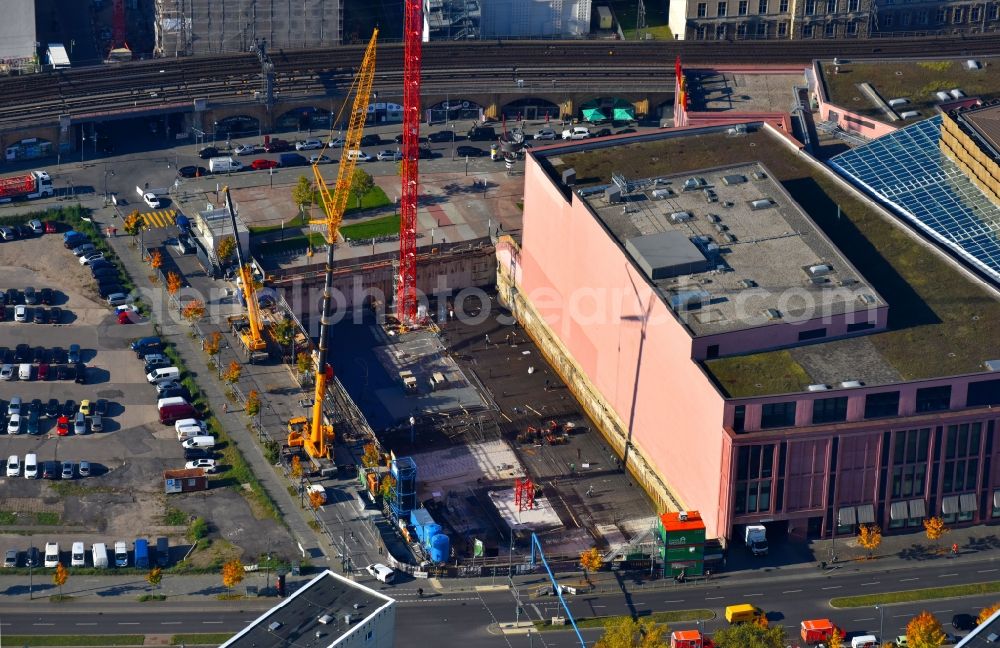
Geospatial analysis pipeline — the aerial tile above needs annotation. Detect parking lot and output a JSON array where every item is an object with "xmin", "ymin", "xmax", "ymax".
[{"xmin": 0, "ymin": 228, "xmax": 212, "ymax": 567}]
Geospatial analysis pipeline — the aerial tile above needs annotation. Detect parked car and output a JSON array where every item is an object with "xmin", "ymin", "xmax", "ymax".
[
  {"xmin": 360, "ymin": 134, "xmax": 382, "ymax": 147},
  {"xmin": 6, "ymin": 455, "xmax": 20, "ymax": 478},
  {"xmin": 7, "ymin": 415, "xmax": 21, "ymax": 434},
  {"xmin": 561, "ymin": 126, "xmax": 591, "ymax": 140},
  {"xmin": 428, "ymin": 130, "xmax": 455, "ymax": 143},
  {"xmin": 51, "ymin": 347, "xmax": 67, "ymax": 364},
  {"xmin": 56, "ymin": 415, "xmax": 70, "ymax": 436},
  {"xmin": 309, "ymin": 154, "xmax": 332, "ymax": 165},
  {"xmin": 78, "ymin": 461, "xmax": 91, "ymax": 477},
  {"xmin": 0, "ymin": 364, "xmax": 12, "ymax": 381},
  {"xmin": 29, "ymin": 219, "xmax": 44, "ymax": 235},
  {"xmin": 68, "ymin": 345, "xmax": 81, "ymax": 364},
  {"xmin": 62, "ymin": 400, "xmax": 76, "ymax": 416},
  {"xmin": 24, "ymin": 546, "xmax": 40, "ymax": 567},
  {"xmin": 79, "ymin": 400, "xmax": 92, "ymax": 416},
  {"xmin": 81, "ymin": 252, "xmax": 106, "ymax": 266},
  {"xmin": 198, "ymin": 146, "xmax": 219, "ymax": 159},
  {"xmin": 74, "ymin": 412, "xmax": 86, "ymax": 435},
  {"xmin": 263, "ymin": 139, "xmax": 290, "ymax": 153},
  {"xmin": 295, "ymin": 139, "xmax": 323, "ymax": 151},
  {"xmin": 72, "ymin": 243, "xmax": 97, "ymax": 256},
  {"xmin": 377, "ymin": 150, "xmax": 402, "ymax": 162},
  {"xmin": 14, "ymin": 305, "xmax": 27, "ymax": 322},
  {"xmin": 250, "ymin": 158, "xmax": 279, "ymax": 171},
  {"xmin": 49, "ymin": 307, "xmax": 62, "ymax": 323},
  {"xmin": 533, "ymin": 128, "xmax": 557, "ymax": 140},
  {"xmin": 33, "ymin": 308, "xmax": 48, "ymax": 324},
  {"xmin": 39, "ymin": 288, "xmax": 53, "ymax": 305},
  {"xmin": 233, "ymin": 143, "xmax": 262, "ymax": 156},
  {"xmin": 142, "ymin": 193, "xmax": 161, "ymax": 209},
  {"xmin": 177, "ymin": 165, "xmax": 208, "ymax": 178},
  {"xmin": 46, "ymin": 399, "xmax": 59, "ymax": 417},
  {"xmin": 327, "ymin": 136, "xmax": 344, "ymax": 148},
  {"xmin": 186, "ymin": 458, "xmax": 219, "ymax": 473},
  {"xmin": 94, "ymin": 399, "xmax": 108, "ymax": 417},
  {"xmin": 23, "ymin": 287, "xmax": 36, "ymax": 304},
  {"xmin": 456, "ymin": 146, "xmax": 484, "ymax": 157},
  {"xmin": 106, "ymin": 293, "xmax": 130, "ymax": 306}
]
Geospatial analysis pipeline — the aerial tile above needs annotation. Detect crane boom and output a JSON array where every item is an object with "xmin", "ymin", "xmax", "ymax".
[
  {"xmin": 290, "ymin": 29, "xmax": 378, "ymax": 461},
  {"xmin": 222, "ymin": 187, "xmax": 266, "ymax": 353}
]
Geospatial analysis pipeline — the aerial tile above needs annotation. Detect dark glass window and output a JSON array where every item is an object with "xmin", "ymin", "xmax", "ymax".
[
  {"xmin": 798, "ymin": 328, "xmax": 827, "ymax": 341},
  {"xmin": 865, "ymin": 391, "xmax": 900, "ymax": 419},
  {"xmin": 813, "ymin": 396, "xmax": 848, "ymax": 424},
  {"xmin": 916, "ymin": 385, "xmax": 951, "ymax": 412},
  {"xmin": 761, "ymin": 401, "xmax": 796, "ymax": 428},
  {"xmin": 847, "ymin": 321, "xmax": 875, "ymax": 332},
  {"xmin": 733, "ymin": 405, "xmax": 746, "ymax": 433},
  {"xmin": 968, "ymin": 379, "xmax": 1000, "ymax": 407}
]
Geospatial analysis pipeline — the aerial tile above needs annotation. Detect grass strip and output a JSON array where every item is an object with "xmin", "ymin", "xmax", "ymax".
[
  {"xmin": 0, "ymin": 635, "xmax": 145, "ymax": 646},
  {"xmin": 533, "ymin": 608, "xmax": 713, "ymax": 631},
  {"xmin": 340, "ymin": 213, "xmax": 401, "ymax": 240},
  {"xmin": 171, "ymin": 633, "xmax": 235, "ymax": 645},
  {"xmin": 831, "ymin": 581, "xmax": 1000, "ymax": 608}
]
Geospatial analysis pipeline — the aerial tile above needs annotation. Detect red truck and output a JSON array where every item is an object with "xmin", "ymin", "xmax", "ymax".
[
  {"xmin": 0, "ymin": 171, "xmax": 55, "ymax": 203},
  {"xmin": 800, "ymin": 619, "xmax": 845, "ymax": 645},
  {"xmin": 670, "ymin": 630, "xmax": 713, "ymax": 648}
]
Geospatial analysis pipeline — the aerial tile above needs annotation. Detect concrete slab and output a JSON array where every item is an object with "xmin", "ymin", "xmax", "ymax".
[
  {"xmin": 413, "ymin": 439, "xmax": 525, "ymax": 490},
  {"xmin": 687, "ymin": 70, "xmax": 806, "ymax": 113},
  {"xmin": 489, "ymin": 487, "xmax": 563, "ymax": 531}
]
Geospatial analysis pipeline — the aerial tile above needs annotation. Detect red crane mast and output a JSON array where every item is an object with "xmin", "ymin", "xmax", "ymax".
[{"xmin": 397, "ymin": 0, "xmax": 422, "ymax": 325}]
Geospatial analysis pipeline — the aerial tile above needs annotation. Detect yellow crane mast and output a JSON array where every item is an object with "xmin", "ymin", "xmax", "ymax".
[
  {"xmin": 222, "ymin": 187, "xmax": 267, "ymax": 356},
  {"xmin": 287, "ymin": 29, "xmax": 378, "ymax": 460}
]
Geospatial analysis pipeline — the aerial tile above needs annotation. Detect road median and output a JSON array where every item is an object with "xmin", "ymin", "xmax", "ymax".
[
  {"xmin": 531, "ymin": 608, "xmax": 714, "ymax": 632},
  {"xmin": 831, "ymin": 580, "xmax": 1000, "ymax": 607}
]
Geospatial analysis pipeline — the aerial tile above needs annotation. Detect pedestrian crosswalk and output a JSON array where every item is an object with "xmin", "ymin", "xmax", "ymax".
[{"xmin": 141, "ymin": 209, "xmax": 177, "ymax": 229}]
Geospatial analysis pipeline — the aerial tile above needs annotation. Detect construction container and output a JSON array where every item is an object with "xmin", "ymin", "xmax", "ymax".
[
  {"xmin": 658, "ymin": 511, "xmax": 707, "ymax": 577},
  {"xmin": 670, "ymin": 629, "xmax": 707, "ymax": 648},
  {"xmin": 800, "ymin": 619, "xmax": 844, "ymax": 644},
  {"xmin": 164, "ymin": 468, "xmax": 208, "ymax": 493}
]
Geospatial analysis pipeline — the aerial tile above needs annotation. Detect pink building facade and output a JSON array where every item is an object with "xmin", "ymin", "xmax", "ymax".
[{"xmin": 508, "ymin": 136, "xmax": 1000, "ymax": 543}]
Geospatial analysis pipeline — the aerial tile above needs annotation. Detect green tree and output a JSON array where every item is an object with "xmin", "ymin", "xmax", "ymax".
[
  {"xmin": 350, "ymin": 168, "xmax": 375, "ymax": 208},
  {"xmin": 292, "ymin": 176, "xmax": 314, "ymax": 216},
  {"xmin": 273, "ymin": 317, "xmax": 296, "ymax": 347},
  {"xmin": 296, "ymin": 351, "xmax": 313, "ymax": 375},
  {"xmin": 216, "ymin": 236, "xmax": 236, "ymax": 266},
  {"xmin": 379, "ymin": 474, "xmax": 396, "ymax": 501},
  {"xmin": 712, "ymin": 622, "xmax": 787, "ymax": 648},
  {"xmin": 594, "ymin": 616, "xmax": 668, "ymax": 648}
]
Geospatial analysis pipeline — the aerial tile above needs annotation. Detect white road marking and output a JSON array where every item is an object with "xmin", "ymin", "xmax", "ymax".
[
  {"xmin": 783, "ymin": 589, "xmax": 803, "ymax": 594},
  {"xmin": 854, "ymin": 617, "xmax": 875, "ymax": 622},
  {"xmin": 861, "ymin": 581, "xmax": 880, "ymax": 586},
  {"xmin": 203, "ymin": 621, "xmax": 224, "ymax": 624},
  {"xmin": 663, "ymin": 600, "xmax": 685, "ymax": 604},
  {"xmin": 900, "ymin": 577, "xmax": 919, "ymax": 582},
  {"xmin": 705, "ymin": 596, "xmax": 724, "ymax": 600},
  {"xmin": 821, "ymin": 586, "xmax": 842, "ymax": 590},
  {"xmin": 33, "ymin": 623, "xmax": 55, "ymax": 626},
  {"xmin": 161, "ymin": 621, "xmax": 182, "ymax": 625},
  {"xmin": 743, "ymin": 593, "xmax": 763, "ymax": 597},
  {"xmin": 938, "ymin": 573, "xmax": 958, "ymax": 578},
  {"xmin": 118, "ymin": 622, "xmax": 140, "ymax": 625},
  {"xmin": 978, "ymin": 568, "xmax": 998, "ymax": 573}
]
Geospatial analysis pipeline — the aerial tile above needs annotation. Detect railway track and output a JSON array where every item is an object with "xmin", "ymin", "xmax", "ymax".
[{"xmin": 0, "ymin": 36, "xmax": 998, "ymax": 130}]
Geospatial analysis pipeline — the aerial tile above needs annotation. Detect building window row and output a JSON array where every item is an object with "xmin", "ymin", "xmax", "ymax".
[{"xmin": 733, "ymin": 378, "xmax": 1000, "ymax": 432}]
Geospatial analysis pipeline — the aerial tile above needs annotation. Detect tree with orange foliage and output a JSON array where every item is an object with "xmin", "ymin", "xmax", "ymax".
[
  {"xmin": 309, "ymin": 488, "xmax": 326, "ymax": 509},
  {"xmin": 166, "ymin": 271, "xmax": 182, "ymax": 296},
  {"xmin": 203, "ymin": 331, "xmax": 222, "ymax": 358},
  {"xmin": 906, "ymin": 610, "xmax": 945, "ymax": 648},
  {"xmin": 246, "ymin": 390, "xmax": 261, "ymax": 418},
  {"xmin": 223, "ymin": 360, "xmax": 242, "ymax": 385},
  {"xmin": 923, "ymin": 516, "xmax": 949, "ymax": 551},
  {"xmin": 290, "ymin": 455, "xmax": 303, "ymax": 478},
  {"xmin": 979, "ymin": 601, "xmax": 1000, "ymax": 625},
  {"xmin": 149, "ymin": 249, "xmax": 163, "ymax": 270},
  {"xmin": 53, "ymin": 562, "xmax": 68, "ymax": 597},
  {"xmin": 580, "ymin": 546, "xmax": 603, "ymax": 583},
  {"xmin": 221, "ymin": 559, "xmax": 244, "ymax": 592},
  {"xmin": 182, "ymin": 300, "xmax": 206, "ymax": 321},
  {"xmin": 857, "ymin": 524, "xmax": 882, "ymax": 559}
]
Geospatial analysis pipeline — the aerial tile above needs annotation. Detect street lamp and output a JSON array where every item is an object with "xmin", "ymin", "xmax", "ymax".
[
  {"xmin": 213, "ymin": 121, "xmax": 218, "ymax": 147},
  {"xmin": 451, "ymin": 124, "xmax": 456, "ymax": 160},
  {"xmin": 104, "ymin": 168, "xmax": 115, "ymax": 204},
  {"xmin": 875, "ymin": 605, "xmax": 884, "ymax": 642}
]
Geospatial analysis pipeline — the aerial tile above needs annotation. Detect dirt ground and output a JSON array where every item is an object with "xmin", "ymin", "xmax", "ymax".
[{"xmin": 0, "ymin": 231, "xmax": 293, "ymax": 565}]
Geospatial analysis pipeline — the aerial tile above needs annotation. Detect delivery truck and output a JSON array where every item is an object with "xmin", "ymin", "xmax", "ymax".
[
  {"xmin": 745, "ymin": 524, "xmax": 768, "ymax": 556},
  {"xmin": 670, "ymin": 630, "xmax": 713, "ymax": 648},
  {"xmin": 0, "ymin": 171, "xmax": 55, "ymax": 203},
  {"xmin": 800, "ymin": 619, "xmax": 845, "ymax": 645}
]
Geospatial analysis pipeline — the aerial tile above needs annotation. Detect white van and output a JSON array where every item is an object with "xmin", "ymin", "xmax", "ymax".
[
  {"xmin": 92, "ymin": 542, "xmax": 109, "ymax": 568},
  {"xmin": 71, "ymin": 542, "xmax": 86, "ymax": 567},
  {"xmin": 157, "ymin": 396, "xmax": 189, "ymax": 410},
  {"xmin": 851, "ymin": 636, "xmax": 878, "ymax": 648},
  {"xmin": 175, "ymin": 418, "xmax": 207, "ymax": 434},
  {"xmin": 366, "ymin": 562, "xmax": 395, "ymax": 583},
  {"xmin": 24, "ymin": 453, "xmax": 38, "ymax": 479},
  {"xmin": 346, "ymin": 150, "xmax": 372, "ymax": 162},
  {"xmin": 176, "ymin": 424, "xmax": 205, "ymax": 441},
  {"xmin": 208, "ymin": 156, "xmax": 243, "ymax": 173},
  {"xmin": 44, "ymin": 542, "xmax": 60, "ymax": 568},
  {"xmin": 147, "ymin": 367, "xmax": 180, "ymax": 384},
  {"xmin": 18, "ymin": 363, "xmax": 31, "ymax": 380},
  {"xmin": 181, "ymin": 435, "xmax": 215, "ymax": 449},
  {"xmin": 114, "ymin": 540, "xmax": 128, "ymax": 567}
]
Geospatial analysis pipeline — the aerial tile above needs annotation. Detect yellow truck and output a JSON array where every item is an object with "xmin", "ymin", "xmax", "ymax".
[{"xmin": 725, "ymin": 604, "xmax": 763, "ymax": 624}]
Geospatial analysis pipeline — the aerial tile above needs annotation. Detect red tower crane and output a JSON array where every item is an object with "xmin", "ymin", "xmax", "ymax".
[
  {"xmin": 396, "ymin": 0, "xmax": 422, "ymax": 325},
  {"xmin": 112, "ymin": 0, "xmax": 128, "ymax": 50}
]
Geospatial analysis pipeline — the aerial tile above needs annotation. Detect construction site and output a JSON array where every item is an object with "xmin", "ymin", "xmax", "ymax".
[{"xmin": 158, "ymin": 18, "xmax": 666, "ymax": 574}]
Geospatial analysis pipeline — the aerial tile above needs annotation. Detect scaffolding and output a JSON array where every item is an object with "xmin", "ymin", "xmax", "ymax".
[{"xmin": 390, "ymin": 456, "xmax": 417, "ymax": 518}]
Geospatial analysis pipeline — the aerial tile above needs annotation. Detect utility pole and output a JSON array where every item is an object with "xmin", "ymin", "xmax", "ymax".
[{"xmin": 636, "ymin": 0, "xmax": 647, "ymax": 39}]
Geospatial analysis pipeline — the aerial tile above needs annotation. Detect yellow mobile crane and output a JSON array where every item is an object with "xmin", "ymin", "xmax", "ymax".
[
  {"xmin": 222, "ymin": 187, "xmax": 268, "ymax": 362},
  {"xmin": 287, "ymin": 29, "xmax": 378, "ymax": 460}
]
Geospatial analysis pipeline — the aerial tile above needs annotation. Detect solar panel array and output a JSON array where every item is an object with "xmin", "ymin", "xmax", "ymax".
[{"xmin": 830, "ymin": 116, "xmax": 1000, "ymax": 284}]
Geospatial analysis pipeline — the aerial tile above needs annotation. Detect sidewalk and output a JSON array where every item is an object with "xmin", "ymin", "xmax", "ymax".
[{"xmin": 96, "ymin": 205, "xmax": 338, "ymax": 568}]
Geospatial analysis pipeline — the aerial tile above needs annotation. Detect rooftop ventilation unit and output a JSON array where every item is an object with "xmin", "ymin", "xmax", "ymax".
[
  {"xmin": 678, "ymin": 511, "xmax": 689, "ymax": 521},
  {"xmin": 936, "ymin": 91, "xmax": 952, "ymax": 101},
  {"xmin": 900, "ymin": 110, "xmax": 921, "ymax": 119},
  {"xmin": 888, "ymin": 98, "xmax": 909, "ymax": 107},
  {"xmin": 808, "ymin": 384, "xmax": 830, "ymax": 392},
  {"xmin": 858, "ymin": 293, "xmax": 877, "ymax": 305},
  {"xmin": 683, "ymin": 177, "xmax": 706, "ymax": 190},
  {"xmin": 605, "ymin": 185, "xmax": 622, "ymax": 203},
  {"xmin": 722, "ymin": 174, "xmax": 747, "ymax": 185},
  {"xmin": 765, "ymin": 308, "xmax": 781, "ymax": 320},
  {"xmin": 750, "ymin": 199, "xmax": 775, "ymax": 210},
  {"xmin": 740, "ymin": 279, "xmax": 757, "ymax": 288},
  {"xmin": 985, "ymin": 359, "xmax": 1000, "ymax": 372},
  {"xmin": 752, "ymin": 170, "xmax": 767, "ymax": 180},
  {"xmin": 839, "ymin": 380, "xmax": 863, "ymax": 388},
  {"xmin": 670, "ymin": 211, "xmax": 693, "ymax": 223},
  {"xmin": 318, "ymin": 614, "xmax": 334, "ymax": 625},
  {"xmin": 562, "ymin": 168, "xmax": 576, "ymax": 186},
  {"xmin": 651, "ymin": 188, "xmax": 674, "ymax": 200},
  {"xmin": 707, "ymin": 214, "xmax": 720, "ymax": 223},
  {"xmin": 715, "ymin": 223, "xmax": 728, "ymax": 233},
  {"xmin": 950, "ymin": 88, "xmax": 966, "ymax": 99},
  {"xmin": 723, "ymin": 233, "xmax": 737, "ymax": 243},
  {"xmin": 966, "ymin": 60, "xmax": 982, "ymax": 70},
  {"xmin": 809, "ymin": 264, "xmax": 832, "ymax": 276}
]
